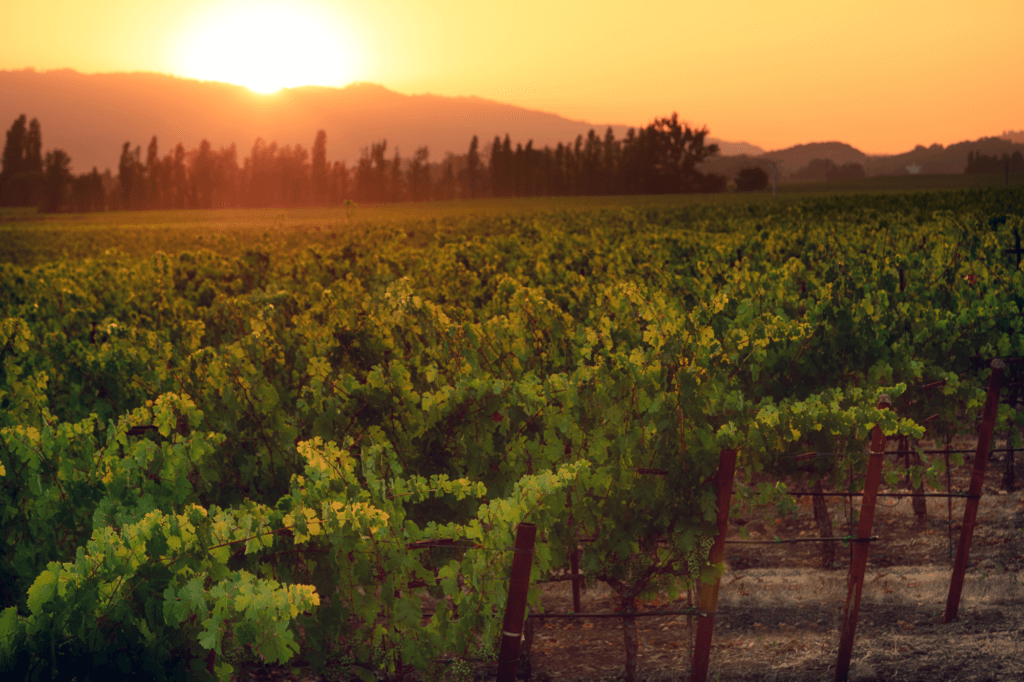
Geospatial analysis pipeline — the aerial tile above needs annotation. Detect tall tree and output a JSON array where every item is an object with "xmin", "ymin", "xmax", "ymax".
[
  {"xmin": 311, "ymin": 130, "xmax": 329, "ymax": 205},
  {"xmin": 329, "ymin": 161, "xmax": 350, "ymax": 204},
  {"xmin": 602, "ymin": 127, "xmax": 619, "ymax": 194},
  {"xmin": 191, "ymin": 140, "xmax": 215, "ymax": 208},
  {"xmin": 355, "ymin": 140, "xmax": 389, "ymax": 202},
  {"xmin": 513, "ymin": 143, "xmax": 524, "ymax": 196},
  {"xmin": 0, "ymin": 115, "xmax": 44, "ymax": 206},
  {"xmin": 0, "ymin": 115, "xmax": 27, "ymax": 179},
  {"xmin": 355, "ymin": 146, "xmax": 374, "ymax": 202},
  {"xmin": 619, "ymin": 127, "xmax": 646, "ymax": 194},
  {"xmin": 170, "ymin": 143, "xmax": 188, "ymax": 209},
  {"xmin": 41, "ymin": 149, "xmax": 72, "ymax": 212},
  {"xmin": 71, "ymin": 168, "xmax": 106, "ymax": 212},
  {"xmin": 437, "ymin": 158, "xmax": 458, "ymax": 200},
  {"xmin": 501, "ymin": 135, "xmax": 513, "ymax": 197},
  {"xmin": 215, "ymin": 143, "xmax": 240, "ymax": 208},
  {"xmin": 552, "ymin": 143, "xmax": 567, "ymax": 196},
  {"xmin": 582, "ymin": 129, "xmax": 602, "ymax": 195},
  {"xmin": 644, "ymin": 113, "xmax": 719, "ymax": 193},
  {"xmin": 25, "ymin": 119, "xmax": 42, "ymax": 175},
  {"xmin": 489, "ymin": 136, "xmax": 503, "ymax": 197},
  {"xmin": 145, "ymin": 136, "xmax": 161, "ymax": 208},
  {"xmin": 115, "ymin": 141, "xmax": 154, "ymax": 209},
  {"xmin": 571, "ymin": 135, "xmax": 584, "ymax": 194},
  {"xmin": 279, "ymin": 144, "xmax": 311, "ymax": 207},
  {"xmin": 460, "ymin": 135, "xmax": 480, "ymax": 198},
  {"xmin": 118, "ymin": 142, "xmax": 138, "ymax": 209},
  {"xmin": 525, "ymin": 142, "xmax": 539, "ymax": 195},
  {"xmin": 389, "ymin": 147, "xmax": 405, "ymax": 202},
  {"xmin": 245, "ymin": 138, "xmax": 278, "ymax": 207},
  {"xmin": 407, "ymin": 146, "xmax": 431, "ymax": 201}
]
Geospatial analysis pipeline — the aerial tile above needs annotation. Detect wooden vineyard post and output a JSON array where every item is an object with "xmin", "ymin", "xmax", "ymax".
[
  {"xmin": 1003, "ymin": 430, "xmax": 1016, "ymax": 491},
  {"xmin": 944, "ymin": 360, "xmax": 1005, "ymax": 623},
  {"xmin": 690, "ymin": 448, "xmax": 738, "ymax": 682},
  {"xmin": 496, "ymin": 522, "xmax": 538, "ymax": 682},
  {"xmin": 570, "ymin": 547, "xmax": 582, "ymax": 613},
  {"xmin": 834, "ymin": 394, "xmax": 890, "ymax": 682},
  {"xmin": 909, "ymin": 438, "xmax": 928, "ymax": 523}
]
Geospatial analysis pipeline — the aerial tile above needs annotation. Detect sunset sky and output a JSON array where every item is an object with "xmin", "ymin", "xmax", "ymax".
[{"xmin": 2, "ymin": 0, "xmax": 1021, "ymax": 156}]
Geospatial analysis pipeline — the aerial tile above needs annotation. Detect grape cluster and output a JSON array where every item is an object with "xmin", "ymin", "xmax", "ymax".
[
  {"xmin": 423, "ymin": 661, "xmax": 445, "ymax": 682},
  {"xmin": 626, "ymin": 553, "xmax": 654, "ymax": 584},
  {"xmin": 472, "ymin": 637, "xmax": 498, "ymax": 662},
  {"xmin": 685, "ymin": 535, "xmax": 715, "ymax": 579},
  {"xmin": 324, "ymin": 651, "xmax": 354, "ymax": 678},
  {"xmin": 450, "ymin": 657, "xmax": 473, "ymax": 682},
  {"xmin": 372, "ymin": 640, "xmax": 387, "ymax": 669}
]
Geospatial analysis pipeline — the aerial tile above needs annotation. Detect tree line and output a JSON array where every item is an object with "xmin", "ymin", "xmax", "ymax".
[
  {"xmin": 965, "ymin": 149, "xmax": 1024, "ymax": 175},
  {"xmin": 1, "ymin": 112, "xmax": 740, "ymax": 212},
  {"xmin": 0, "ymin": 115, "xmax": 106, "ymax": 212}
]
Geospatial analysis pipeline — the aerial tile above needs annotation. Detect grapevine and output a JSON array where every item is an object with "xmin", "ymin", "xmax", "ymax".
[{"xmin": 1, "ymin": 188, "xmax": 1021, "ymax": 679}]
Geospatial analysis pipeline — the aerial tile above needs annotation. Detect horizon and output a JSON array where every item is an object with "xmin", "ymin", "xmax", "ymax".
[
  {"xmin": 2, "ymin": 1, "xmax": 1022, "ymax": 157},
  {"xmin": 2, "ymin": 66, "xmax": 1019, "ymax": 164}
]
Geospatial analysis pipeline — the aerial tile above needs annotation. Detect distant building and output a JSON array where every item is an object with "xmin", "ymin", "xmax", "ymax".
[{"xmin": 905, "ymin": 164, "xmax": 922, "ymax": 175}]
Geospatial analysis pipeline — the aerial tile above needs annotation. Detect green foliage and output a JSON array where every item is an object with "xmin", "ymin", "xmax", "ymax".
[{"xmin": 2, "ymin": 188, "xmax": 1021, "ymax": 678}]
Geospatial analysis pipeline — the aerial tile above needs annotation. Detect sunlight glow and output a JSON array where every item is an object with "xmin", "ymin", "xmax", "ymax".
[{"xmin": 180, "ymin": 1, "xmax": 358, "ymax": 93}]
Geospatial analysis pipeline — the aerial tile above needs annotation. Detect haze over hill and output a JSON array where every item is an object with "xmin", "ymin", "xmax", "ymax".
[
  {"xmin": 699, "ymin": 137, "xmax": 1024, "ymax": 183},
  {"xmin": 0, "ymin": 69, "xmax": 762, "ymax": 174},
  {"xmin": 3, "ymin": 69, "xmax": 1021, "ymax": 184}
]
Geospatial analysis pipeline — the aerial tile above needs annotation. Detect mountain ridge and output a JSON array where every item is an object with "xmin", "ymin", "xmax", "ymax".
[
  {"xmin": 0, "ymin": 68, "xmax": 762, "ymax": 173},
  {"xmin": 700, "ymin": 138, "xmax": 1024, "ymax": 182},
  {"xmin": 2, "ymin": 69, "xmax": 1020, "ymax": 181}
]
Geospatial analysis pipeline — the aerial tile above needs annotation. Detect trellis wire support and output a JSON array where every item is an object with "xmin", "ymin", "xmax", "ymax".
[
  {"xmin": 834, "ymin": 394, "xmax": 890, "ymax": 682},
  {"xmin": 944, "ymin": 359, "xmax": 1005, "ymax": 623},
  {"xmin": 690, "ymin": 448, "xmax": 738, "ymax": 682},
  {"xmin": 496, "ymin": 522, "xmax": 537, "ymax": 682}
]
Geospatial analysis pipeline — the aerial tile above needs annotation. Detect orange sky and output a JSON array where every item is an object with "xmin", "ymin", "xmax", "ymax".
[{"xmin": 3, "ymin": 0, "xmax": 1021, "ymax": 155}]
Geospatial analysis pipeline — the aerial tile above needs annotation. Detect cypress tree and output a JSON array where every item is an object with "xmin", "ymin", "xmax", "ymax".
[
  {"xmin": 462, "ymin": 135, "xmax": 480, "ymax": 198},
  {"xmin": 311, "ymin": 130, "xmax": 328, "ymax": 205},
  {"xmin": 25, "ymin": 118, "xmax": 42, "ymax": 175},
  {"xmin": 1, "ymin": 115, "xmax": 44, "ymax": 206}
]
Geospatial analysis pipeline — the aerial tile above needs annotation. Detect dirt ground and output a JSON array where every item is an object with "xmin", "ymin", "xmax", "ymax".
[
  {"xmin": 520, "ymin": 438, "xmax": 1024, "ymax": 682},
  {"xmin": 235, "ymin": 437, "xmax": 1024, "ymax": 682}
]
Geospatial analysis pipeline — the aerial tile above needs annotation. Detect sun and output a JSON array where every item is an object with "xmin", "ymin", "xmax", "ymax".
[{"xmin": 180, "ymin": 1, "xmax": 358, "ymax": 93}]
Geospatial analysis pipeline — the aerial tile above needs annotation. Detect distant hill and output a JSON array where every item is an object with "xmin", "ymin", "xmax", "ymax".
[
  {"xmin": 5, "ymin": 69, "xmax": 1016, "ymax": 183},
  {"xmin": 0, "ymin": 69, "xmax": 757, "ymax": 174},
  {"xmin": 698, "ymin": 142, "xmax": 866, "ymax": 183},
  {"xmin": 699, "ymin": 138, "xmax": 1024, "ymax": 182},
  {"xmin": 712, "ymin": 140, "xmax": 765, "ymax": 157}
]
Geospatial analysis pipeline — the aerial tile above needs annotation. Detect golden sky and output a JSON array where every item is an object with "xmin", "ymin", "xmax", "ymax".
[{"xmin": 3, "ymin": 0, "xmax": 1021, "ymax": 155}]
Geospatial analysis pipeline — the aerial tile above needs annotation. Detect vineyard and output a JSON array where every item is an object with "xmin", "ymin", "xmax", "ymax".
[{"xmin": 1, "ymin": 188, "xmax": 1023, "ymax": 681}]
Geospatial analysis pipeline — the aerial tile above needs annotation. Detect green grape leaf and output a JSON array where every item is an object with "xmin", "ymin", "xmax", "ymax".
[
  {"xmin": 0, "ymin": 606, "xmax": 20, "ymax": 646},
  {"xmin": 198, "ymin": 626, "xmax": 219, "ymax": 651},
  {"xmin": 27, "ymin": 569, "xmax": 58, "ymax": 615}
]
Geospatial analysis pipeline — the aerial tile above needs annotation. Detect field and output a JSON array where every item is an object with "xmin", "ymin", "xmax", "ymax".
[{"xmin": 1, "ymin": 187, "xmax": 1023, "ymax": 682}]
